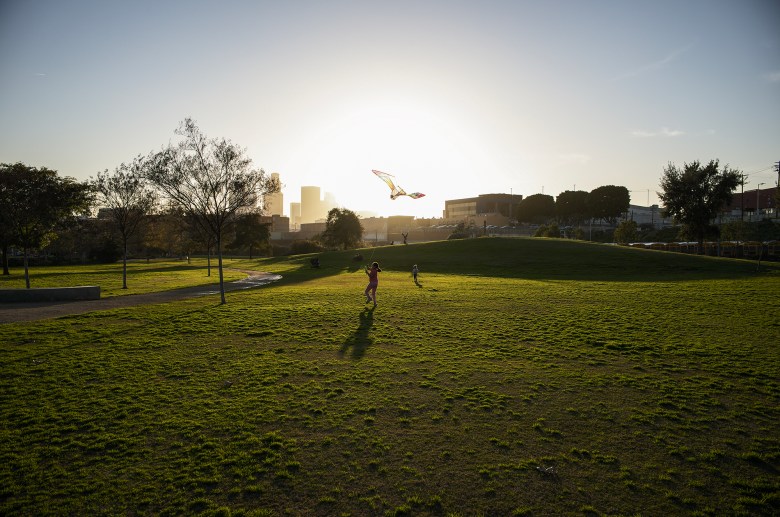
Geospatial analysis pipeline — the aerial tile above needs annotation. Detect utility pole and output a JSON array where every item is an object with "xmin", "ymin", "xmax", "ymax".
[
  {"xmin": 775, "ymin": 161, "xmax": 780, "ymax": 219},
  {"xmin": 757, "ymin": 183, "xmax": 765, "ymax": 221},
  {"xmin": 740, "ymin": 174, "xmax": 745, "ymax": 221}
]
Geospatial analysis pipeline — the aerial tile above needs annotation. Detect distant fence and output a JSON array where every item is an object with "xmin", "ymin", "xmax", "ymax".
[
  {"xmin": 0, "ymin": 286, "xmax": 101, "ymax": 303},
  {"xmin": 629, "ymin": 241, "xmax": 778, "ymax": 260}
]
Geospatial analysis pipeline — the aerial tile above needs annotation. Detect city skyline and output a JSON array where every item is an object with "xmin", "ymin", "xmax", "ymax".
[{"xmin": 1, "ymin": 1, "xmax": 778, "ymax": 219}]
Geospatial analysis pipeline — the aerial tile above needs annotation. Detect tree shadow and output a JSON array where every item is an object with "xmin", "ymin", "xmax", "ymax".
[{"xmin": 339, "ymin": 306, "xmax": 375, "ymax": 359}]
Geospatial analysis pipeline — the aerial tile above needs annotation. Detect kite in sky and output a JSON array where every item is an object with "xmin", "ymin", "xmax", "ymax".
[{"xmin": 372, "ymin": 170, "xmax": 426, "ymax": 200}]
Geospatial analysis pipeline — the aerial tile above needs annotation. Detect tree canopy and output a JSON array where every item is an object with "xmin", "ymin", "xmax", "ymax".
[
  {"xmin": 322, "ymin": 208, "xmax": 363, "ymax": 250},
  {"xmin": 588, "ymin": 185, "xmax": 630, "ymax": 225},
  {"xmin": 227, "ymin": 212, "xmax": 271, "ymax": 258},
  {"xmin": 658, "ymin": 159, "xmax": 741, "ymax": 251},
  {"xmin": 515, "ymin": 194, "xmax": 555, "ymax": 224},
  {"xmin": 146, "ymin": 118, "xmax": 280, "ymax": 303},
  {"xmin": 556, "ymin": 190, "xmax": 590, "ymax": 225},
  {"xmin": 0, "ymin": 162, "xmax": 93, "ymax": 287}
]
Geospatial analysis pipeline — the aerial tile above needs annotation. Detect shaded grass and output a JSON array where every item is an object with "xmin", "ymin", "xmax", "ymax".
[
  {"xmin": 0, "ymin": 259, "xmax": 246, "ymax": 297},
  {"xmin": 232, "ymin": 236, "xmax": 770, "ymax": 285},
  {"xmin": 1, "ymin": 238, "xmax": 778, "ymax": 515}
]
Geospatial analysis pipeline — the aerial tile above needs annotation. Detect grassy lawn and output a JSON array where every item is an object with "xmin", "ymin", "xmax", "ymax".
[
  {"xmin": 0, "ymin": 259, "xmax": 247, "ymax": 297},
  {"xmin": 1, "ymin": 238, "xmax": 778, "ymax": 515}
]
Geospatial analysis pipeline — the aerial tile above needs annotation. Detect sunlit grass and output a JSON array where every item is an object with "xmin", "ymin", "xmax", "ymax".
[
  {"xmin": 1, "ymin": 238, "xmax": 778, "ymax": 515},
  {"xmin": 0, "ymin": 258, "xmax": 246, "ymax": 297}
]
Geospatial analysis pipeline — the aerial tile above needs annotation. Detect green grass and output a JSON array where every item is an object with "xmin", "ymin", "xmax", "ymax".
[
  {"xmin": 0, "ymin": 258, "xmax": 247, "ymax": 297},
  {"xmin": 1, "ymin": 238, "xmax": 778, "ymax": 515}
]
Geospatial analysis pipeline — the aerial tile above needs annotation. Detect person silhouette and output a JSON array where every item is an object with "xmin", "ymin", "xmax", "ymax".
[{"xmin": 364, "ymin": 262, "xmax": 382, "ymax": 307}]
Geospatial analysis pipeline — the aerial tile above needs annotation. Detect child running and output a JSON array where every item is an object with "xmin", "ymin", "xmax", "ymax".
[
  {"xmin": 364, "ymin": 261, "xmax": 382, "ymax": 307},
  {"xmin": 412, "ymin": 264, "xmax": 419, "ymax": 283}
]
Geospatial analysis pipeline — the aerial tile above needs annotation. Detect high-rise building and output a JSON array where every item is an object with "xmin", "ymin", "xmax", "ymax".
[
  {"xmin": 300, "ymin": 186, "xmax": 322, "ymax": 224},
  {"xmin": 289, "ymin": 202, "xmax": 301, "ymax": 230},
  {"xmin": 264, "ymin": 172, "xmax": 284, "ymax": 216},
  {"xmin": 323, "ymin": 192, "xmax": 337, "ymax": 216}
]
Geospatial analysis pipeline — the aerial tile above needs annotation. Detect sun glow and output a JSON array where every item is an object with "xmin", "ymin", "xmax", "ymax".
[{"xmin": 289, "ymin": 96, "xmax": 492, "ymax": 217}]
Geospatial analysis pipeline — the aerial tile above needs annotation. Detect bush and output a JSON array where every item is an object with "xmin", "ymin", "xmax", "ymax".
[
  {"xmin": 270, "ymin": 244, "xmax": 289, "ymax": 257},
  {"xmin": 533, "ymin": 224, "xmax": 560, "ymax": 238},
  {"xmin": 589, "ymin": 229, "xmax": 615, "ymax": 243},
  {"xmin": 89, "ymin": 239, "xmax": 122, "ymax": 263},
  {"xmin": 614, "ymin": 220, "xmax": 638, "ymax": 244},
  {"xmin": 720, "ymin": 220, "xmax": 780, "ymax": 242},
  {"xmin": 288, "ymin": 240, "xmax": 325, "ymax": 255},
  {"xmin": 639, "ymin": 226, "xmax": 682, "ymax": 243}
]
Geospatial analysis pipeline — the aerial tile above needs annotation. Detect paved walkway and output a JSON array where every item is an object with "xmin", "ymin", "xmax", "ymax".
[{"xmin": 0, "ymin": 271, "xmax": 281, "ymax": 324}]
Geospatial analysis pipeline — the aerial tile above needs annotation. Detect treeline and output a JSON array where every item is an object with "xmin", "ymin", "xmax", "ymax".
[
  {"xmin": 1, "ymin": 119, "xmax": 279, "ymax": 303},
  {"xmin": 2, "ymin": 211, "xmax": 274, "ymax": 267},
  {"xmin": 534, "ymin": 219, "xmax": 780, "ymax": 245},
  {"xmin": 514, "ymin": 185, "xmax": 631, "ymax": 226}
]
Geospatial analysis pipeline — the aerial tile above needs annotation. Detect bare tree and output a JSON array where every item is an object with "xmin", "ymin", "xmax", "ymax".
[
  {"xmin": 147, "ymin": 118, "xmax": 279, "ymax": 304},
  {"xmin": 93, "ymin": 157, "xmax": 158, "ymax": 289}
]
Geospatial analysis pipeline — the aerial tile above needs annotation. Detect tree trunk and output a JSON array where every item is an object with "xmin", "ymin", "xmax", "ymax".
[
  {"xmin": 1, "ymin": 242, "xmax": 9, "ymax": 275},
  {"xmin": 23, "ymin": 247, "xmax": 30, "ymax": 289},
  {"xmin": 207, "ymin": 246, "xmax": 212, "ymax": 277},
  {"xmin": 217, "ymin": 235, "xmax": 226, "ymax": 305},
  {"xmin": 122, "ymin": 238, "xmax": 128, "ymax": 289}
]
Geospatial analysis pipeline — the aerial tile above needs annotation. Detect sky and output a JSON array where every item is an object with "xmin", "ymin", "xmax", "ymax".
[{"xmin": 1, "ymin": 0, "xmax": 778, "ymax": 219}]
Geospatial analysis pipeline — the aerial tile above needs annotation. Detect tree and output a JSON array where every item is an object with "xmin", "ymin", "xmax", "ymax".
[
  {"xmin": 556, "ymin": 190, "xmax": 590, "ymax": 226},
  {"xmin": 0, "ymin": 164, "xmax": 26, "ymax": 275},
  {"xmin": 93, "ymin": 156, "xmax": 158, "ymax": 289},
  {"xmin": 658, "ymin": 160, "xmax": 741, "ymax": 252},
  {"xmin": 515, "ymin": 194, "xmax": 555, "ymax": 224},
  {"xmin": 322, "ymin": 208, "xmax": 363, "ymax": 250},
  {"xmin": 587, "ymin": 185, "xmax": 630, "ymax": 225},
  {"xmin": 146, "ymin": 118, "xmax": 280, "ymax": 304},
  {"xmin": 0, "ymin": 163, "xmax": 93, "ymax": 287},
  {"xmin": 227, "ymin": 212, "xmax": 271, "ymax": 258},
  {"xmin": 614, "ymin": 220, "xmax": 638, "ymax": 244}
]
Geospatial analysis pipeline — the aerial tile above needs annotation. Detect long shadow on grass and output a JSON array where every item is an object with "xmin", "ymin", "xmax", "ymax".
[
  {"xmin": 339, "ymin": 307, "xmax": 375, "ymax": 359},
  {"xmin": 264, "ymin": 238, "xmax": 772, "ymax": 287}
]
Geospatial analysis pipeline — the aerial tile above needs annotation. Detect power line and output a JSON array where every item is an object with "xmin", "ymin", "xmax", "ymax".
[{"xmin": 744, "ymin": 165, "xmax": 773, "ymax": 175}]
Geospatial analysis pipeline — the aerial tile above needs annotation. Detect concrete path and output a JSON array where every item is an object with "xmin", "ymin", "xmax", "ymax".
[{"xmin": 0, "ymin": 271, "xmax": 281, "ymax": 324}]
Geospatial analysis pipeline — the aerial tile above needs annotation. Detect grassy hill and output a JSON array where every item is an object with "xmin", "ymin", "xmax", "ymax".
[
  {"xmin": 1, "ymin": 237, "xmax": 778, "ymax": 515},
  {"xmin": 255, "ymin": 236, "xmax": 769, "ymax": 282}
]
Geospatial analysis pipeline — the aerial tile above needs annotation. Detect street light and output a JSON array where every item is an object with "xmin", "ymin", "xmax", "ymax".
[{"xmin": 757, "ymin": 183, "xmax": 765, "ymax": 220}]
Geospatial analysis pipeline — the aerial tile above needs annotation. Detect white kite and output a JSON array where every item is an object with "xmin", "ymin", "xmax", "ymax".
[{"xmin": 372, "ymin": 170, "xmax": 426, "ymax": 200}]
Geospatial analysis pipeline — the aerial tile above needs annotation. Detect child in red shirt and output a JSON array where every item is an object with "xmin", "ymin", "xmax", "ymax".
[{"xmin": 364, "ymin": 262, "xmax": 381, "ymax": 307}]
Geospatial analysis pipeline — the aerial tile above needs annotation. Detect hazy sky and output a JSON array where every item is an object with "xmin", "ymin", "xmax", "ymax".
[{"xmin": 1, "ymin": 0, "xmax": 778, "ymax": 218}]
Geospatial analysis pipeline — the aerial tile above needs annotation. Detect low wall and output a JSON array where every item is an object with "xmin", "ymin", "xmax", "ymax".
[{"xmin": 0, "ymin": 286, "xmax": 101, "ymax": 303}]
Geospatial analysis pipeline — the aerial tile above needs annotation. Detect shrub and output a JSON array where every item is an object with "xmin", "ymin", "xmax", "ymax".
[
  {"xmin": 89, "ymin": 239, "xmax": 122, "ymax": 263},
  {"xmin": 533, "ymin": 224, "xmax": 560, "ymax": 238},
  {"xmin": 288, "ymin": 240, "xmax": 325, "ymax": 255},
  {"xmin": 614, "ymin": 220, "xmax": 638, "ymax": 244}
]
